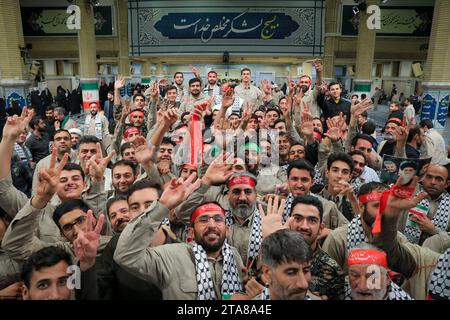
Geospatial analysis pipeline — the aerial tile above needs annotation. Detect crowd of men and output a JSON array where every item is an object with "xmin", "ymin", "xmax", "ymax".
[{"xmin": 1, "ymin": 61, "xmax": 450, "ymax": 301}]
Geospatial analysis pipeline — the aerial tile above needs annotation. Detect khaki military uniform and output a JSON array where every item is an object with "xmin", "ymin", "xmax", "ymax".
[{"xmin": 114, "ymin": 201, "xmax": 244, "ymax": 300}]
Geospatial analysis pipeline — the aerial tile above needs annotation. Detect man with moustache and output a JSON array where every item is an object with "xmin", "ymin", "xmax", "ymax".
[
  {"xmin": 25, "ymin": 116, "xmax": 50, "ymax": 163},
  {"xmin": 114, "ymin": 173, "xmax": 245, "ymax": 300},
  {"xmin": 83, "ymin": 102, "xmax": 110, "ymax": 142},
  {"xmin": 345, "ymin": 244, "xmax": 412, "ymax": 300},
  {"xmin": 109, "ymin": 160, "xmax": 138, "ymax": 198},
  {"xmin": 322, "ymin": 182, "xmax": 408, "ymax": 271},
  {"xmin": 203, "ymin": 70, "xmax": 222, "ymax": 106},
  {"xmin": 177, "ymin": 169, "xmax": 263, "ymax": 268},
  {"xmin": 179, "ymin": 78, "xmax": 210, "ymax": 114},
  {"xmin": 261, "ymin": 195, "xmax": 345, "ymax": 300}
]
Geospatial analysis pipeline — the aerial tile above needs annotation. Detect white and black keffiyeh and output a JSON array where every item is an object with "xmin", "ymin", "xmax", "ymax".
[
  {"xmin": 428, "ymin": 248, "xmax": 450, "ymax": 300},
  {"xmin": 283, "ymin": 193, "xmax": 295, "ymax": 223},
  {"xmin": 313, "ymin": 163, "xmax": 324, "ymax": 186},
  {"xmin": 225, "ymin": 208, "xmax": 262, "ymax": 265},
  {"xmin": 404, "ymin": 191, "xmax": 450, "ymax": 244},
  {"xmin": 160, "ymin": 217, "xmax": 188, "ymax": 241},
  {"xmin": 193, "ymin": 242, "xmax": 242, "ymax": 300},
  {"xmin": 346, "ymin": 216, "xmax": 369, "ymax": 252},
  {"xmin": 344, "ymin": 281, "xmax": 413, "ymax": 300},
  {"xmin": 352, "ymin": 177, "xmax": 363, "ymax": 194}
]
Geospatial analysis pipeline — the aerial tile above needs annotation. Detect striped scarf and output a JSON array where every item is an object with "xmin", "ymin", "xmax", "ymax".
[
  {"xmin": 193, "ymin": 242, "xmax": 242, "ymax": 300},
  {"xmin": 404, "ymin": 191, "xmax": 450, "ymax": 244},
  {"xmin": 225, "ymin": 208, "xmax": 262, "ymax": 268}
]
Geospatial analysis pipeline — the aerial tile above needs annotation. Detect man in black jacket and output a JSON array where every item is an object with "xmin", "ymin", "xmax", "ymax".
[{"xmin": 317, "ymin": 81, "xmax": 351, "ymax": 125}]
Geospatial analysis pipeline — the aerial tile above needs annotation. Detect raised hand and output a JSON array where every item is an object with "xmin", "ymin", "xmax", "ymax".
[
  {"xmin": 73, "ymin": 210, "xmax": 105, "ymax": 271},
  {"xmin": 133, "ymin": 136, "xmax": 156, "ymax": 165},
  {"xmin": 0, "ymin": 281, "xmax": 23, "ymax": 300},
  {"xmin": 189, "ymin": 64, "xmax": 200, "ymax": 78},
  {"xmin": 287, "ymin": 77, "xmax": 296, "ymax": 97},
  {"xmin": 259, "ymin": 195, "xmax": 287, "ymax": 238},
  {"xmin": 157, "ymin": 160, "xmax": 171, "ymax": 175},
  {"xmin": 324, "ymin": 118, "xmax": 341, "ymax": 142},
  {"xmin": 221, "ymin": 85, "xmax": 235, "ymax": 109},
  {"xmin": 382, "ymin": 176, "xmax": 428, "ymax": 220},
  {"xmin": 261, "ymin": 79, "xmax": 272, "ymax": 96},
  {"xmin": 158, "ymin": 78, "xmax": 168, "ymax": 87},
  {"xmin": 351, "ymin": 98, "xmax": 373, "ymax": 117},
  {"xmin": 202, "ymin": 152, "xmax": 236, "ymax": 186},
  {"xmin": 121, "ymin": 100, "xmax": 131, "ymax": 123},
  {"xmin": 313, "ymin": 59, "xmax": 323, "ymax": 73},
  {"xmin": 35, "ymin": 148, "xmax": 69, "ymax": 207},
  {"xmin": 150, "ymin": 81, "xmax": 159, "ymax": 100},
  {"xmin": 2, "ymin": 107, "xmax": 34, "ymax": 140},
  {"xmin": 86, "ymin": 143, "xmax": 115, "ymax": 184},
  {"xmin": 162, "ymin": 108, "xmax": 178, "ymax": 129},
  {"xmin": 114, "ymin": 75, "xmax": 125, "ymax": 90},
  {"xmin": 159, "ymin": 172, "xmax": 202, "ymax": 210}
]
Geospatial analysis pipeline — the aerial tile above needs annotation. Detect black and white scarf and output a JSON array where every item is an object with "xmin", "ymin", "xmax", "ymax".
[
  {"xmin": 225, "ymin": 208, "xmax": 262, "ymax": 266},
  {"xmin": 204, "ymin": 84, "xmax": 222, "ymax": 106},
  {"xmin": 404, "ymin": 191, "xmax": 450, "ymax": 244},
  {"xmin": 352, "ymin": 177, "xmax": 363, "ymax": 194},
  {"xmin": 427, "ymin": 248, "xmax": 450, "ymax": 300},
  {"xmin": 344, "ymin": 281, "xmax": 413, "ymax": 300},
  {"xmin": 260, "ymin": 285, "xmax": 311, "ymax": 300},
  {"xmin": 346, "ymin": 216, "xmax": 369, "ymax": 252},
  {"xmin": 193, "ymin": 242, "xmax": 242, "ymax": 300},
  {"xmin": 283, "ymin": 193, "xmax": 322, "ymax": 223}
]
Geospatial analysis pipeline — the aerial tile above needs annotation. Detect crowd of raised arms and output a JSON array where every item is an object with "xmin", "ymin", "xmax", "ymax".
[{"xmin": 0, "ymin": 61, "xmax": 450, "ymax": 301}]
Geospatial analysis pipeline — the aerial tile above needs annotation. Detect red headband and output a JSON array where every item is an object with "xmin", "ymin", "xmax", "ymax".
[
  {"xmin": 358, "ymin": 192, "xmax": 384, "ymax": 204},
  {"xmin": 124, "ymin": 127, "xmax": 139, "ymax": 139},
  {"xmin": 228, "ymin": 176, "xmax": 256, "ymax": 188},
  {"xmin": 130, "ymin": 111, "xmax": 144, "ymax": 118},
  {"xmin": 191, "ymin": 203, "xmax": 224, "ymax": 224},
  {"xmin": 387, "ymin": 117, "xmax": 403, "ymax": 125},
  {"xmin": 183, "ymin": 163, "xmax": 197, "ymax": 170},
  {"xmin": 348, "ymin": 249, "xmax": 388, "ymax": 269}
]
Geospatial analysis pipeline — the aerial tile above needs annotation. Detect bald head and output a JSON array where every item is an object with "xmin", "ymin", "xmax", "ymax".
[{"xmin": 422, "ymin": 164, "xmax": 449, "ymax": 199}]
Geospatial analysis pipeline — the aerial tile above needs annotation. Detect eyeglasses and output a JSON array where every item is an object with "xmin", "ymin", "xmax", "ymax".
[
  {"xmin": 196, "ymin": 214, "xmax": 225, "ymax": 224},
  {"xmin": 55, "ymin": 136, "xmax": 70, "ymax": 141},
  {"xmin": 61, "ymin": 215, "xmax": 87, "ymax": 233}
]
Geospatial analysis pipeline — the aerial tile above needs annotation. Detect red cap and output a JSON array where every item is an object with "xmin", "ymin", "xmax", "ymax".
[
  {"xmin": 228, "ymin": 176, "xmax": 256, "ymax": 188},
  {"xmin": 124, "ymin": 127, "xmax": 139, "ymax": 139}
]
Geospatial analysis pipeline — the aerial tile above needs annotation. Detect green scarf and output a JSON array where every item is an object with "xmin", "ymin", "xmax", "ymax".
[{"xmin": 61, "ymin": 115, "xmax": 70, "ymax": 129}]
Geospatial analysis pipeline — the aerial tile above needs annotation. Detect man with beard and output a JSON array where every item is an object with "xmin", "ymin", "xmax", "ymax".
[
  {"xmin": 288, "ymin": 143, "xmax": 306, "ymax": 162},
  {"xmin": 114, "ymin": 173, "xmax": 245, "ymax": 300},
  {"xmin": 179, "ymin": 78, "xmax": 210, "ymax": 114},
  {"xmin": 83, "ymin": 102, "xmax": 110, "ymax": 142},
  {"xmin": 25, "ymin": 116, "xmax": 50, "ymax": 163},
  {"xmin": 103, "ymin": 91, "xmax": 115, "ymax": 134},
  {"xmin": 282, "ymin": 160, "xmax": 348, "ymax": 242},
  {"xmin": 260, "ymin": 195, "xmax": 345, "ymax": 300},
  {"xmin": 349, "ymin": 150, "xmax": 379, "ymax": 193},
  {"xmin": 398, "ymin": 164, "xmax": 450, "ymax": 245},
  {"xmin": 68, "ymin": 128, "xmax": 82, "ymax": 152},
  {"xmin": 322, "ymin": 182, "xmax": 408, "ymax": 271},
  {"xmin": 258, "ymin": 229, "xmax": 313, "ymax": 300},
  {"xmin": 277, "ymin": 132, "xmax": 291, "ymax": 169},
  {"xmin": 296, "ymin": 60, "xmax": 323, "ymax": 118},
  {"xmin": 349, "ymin": 134, "xmax": 381, "ymax": 176},
  {"xmin": 419, "ymin": 119, "xmax": 450, "ymax": 165},
  {"xmin": 97, "ymin": 183, "xmax": 164, "ymax": 300},
  {"xmin": 345, "ymin": 244, "xmax": 412, "ymax": 300},
  {"xmin": 12, "ymin": 130, "xmax": 35, "ymax": 197},
  {"xmin": 31, "ymin": 129, "xmax": 77, "ymax": 196},
  {"xmin": 173, "ymin": 71, "xmax": 189, "ymax": 103},
  {"xmin": 241, "ymin": 142, "xmax": 286, "ymax": 195},
  {"xmin": 203, "ymin": 70, "xmax": 222, "ymax": 106},
  {"xmin": 53, "ymin": 107, "xmax": 77, "ymax": 130},
  {"xmin": 120, "ymin": 142, "xmax": 136, "ymax": 163},
  {"xmin": 109, "ymin": 160, "xmax": 138, "ymax": 198},
  {"xmin": 177, "ymin": 169, "xmax": 263, "ymax": 268},
  {"xmin": 43, "ymin": 106, "xmax": 56, "ymax": 139},
  {"xmin": 377, "ymin": 113, "xmax": 403, "ymax": 158}
]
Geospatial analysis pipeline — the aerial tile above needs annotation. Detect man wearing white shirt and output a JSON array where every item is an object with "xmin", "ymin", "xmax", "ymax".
[{"xmin": 420, "ymin": 119, "xmax": 450, "ymax": 165}]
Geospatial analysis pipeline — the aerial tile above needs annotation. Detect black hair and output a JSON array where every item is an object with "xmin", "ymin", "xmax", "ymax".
[
  {"xmin": 190, "ymin": 201, "xmax": 224, "ymax": 227},
  {"xmin": 53, "ymin": 199, "xmax": 90, "ymax": 228},
  {"xmin": 351, "ymin": 133, "xmax": 374, "ymax": 148},
  {"xmin": 166, "ymin": 85, "xmax": 177, "ymax": 92},
  {"xmin": 273, "ymin": 119, "xmax": 286, "ymax": 127},
  {"xmin": 29, "ymin": 116, "xmax": 42, "ymax": 130},
  {"xmin": 79, "ymin": 135, "xmax": 100, "ymax": 146},
  {"xmin": 419, "ymin": 119, "xmax": 433, "ymax": 129},
  {"xmin": 328, "ymin": 81, "xmax": 342, "ymax": 90},
  {"xmin": 21, "ymin": 246, "xmax": 73, "ymax": 288},
  {"xmin": 407, "ymin": 125, "xmax": 421, "ymax": 143},
  {"xmin": 55, "ymin": 129, "xmax": 71, "ymax": 138},
  {"xmin": 357, "ymin": 181, "xmax": 388, "ymax": 197},
  {"xmin": 188, "ymin": 77, "xmax": 202, "ymax": 86},
  {"xmin": 326, "ymin": 152, "xmax": 354, "ymax": 172},
  {"xmin": 112, "ymin": 159, "xmax": 137, "ymax": 176},
  {"xmin": 120, "ymin": 141, "xmax": 134, "ymax": 157},
  {"xmin": 266, "ymin": 108, "xmax": 281, "ymax": 118},
  {"xmin": 61, "ymin": 163, "xmax": 85, "ymax": 181},
  {"xmin": 173, "ymin": 72, "xmax": 183, "ymax": 78},
  {"xmin": 362, "ymin": 121, "xmax": 376, "ymax": 135},
  {"xmin": 287, "ymin": 159, "xmax": 315, "ymax": 179},
  {"xmin": 290, "ymin": 195, "xmax": 324, "ymax": 222},
  {"xmin": 161, "ymin": 136, "xmax": 176, "ymax": 147},
  {"xmin": 133, "ymin": 93, "xmax": 145, "ymax": 102},
  {"xmin": 261, "ymin": 229, "xmax": 312, "ymax": 268},
  {"xmin": 127, "ymin": 179, "xmax": 162, "ymax": 200},
  {"xmin": 349, "ymin": 150, "xmax": 367, "ymax": 164},
  {"xmin": 45, "ymin": 106, "xmax": 54, "ymax": 111},
  {"xmin": 241, "ymin": 67, "xmax": 251, "ymax": 75},
  {"xmin": 106, "ymin": 195, "xmax": 128, "ymax": 217}
]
